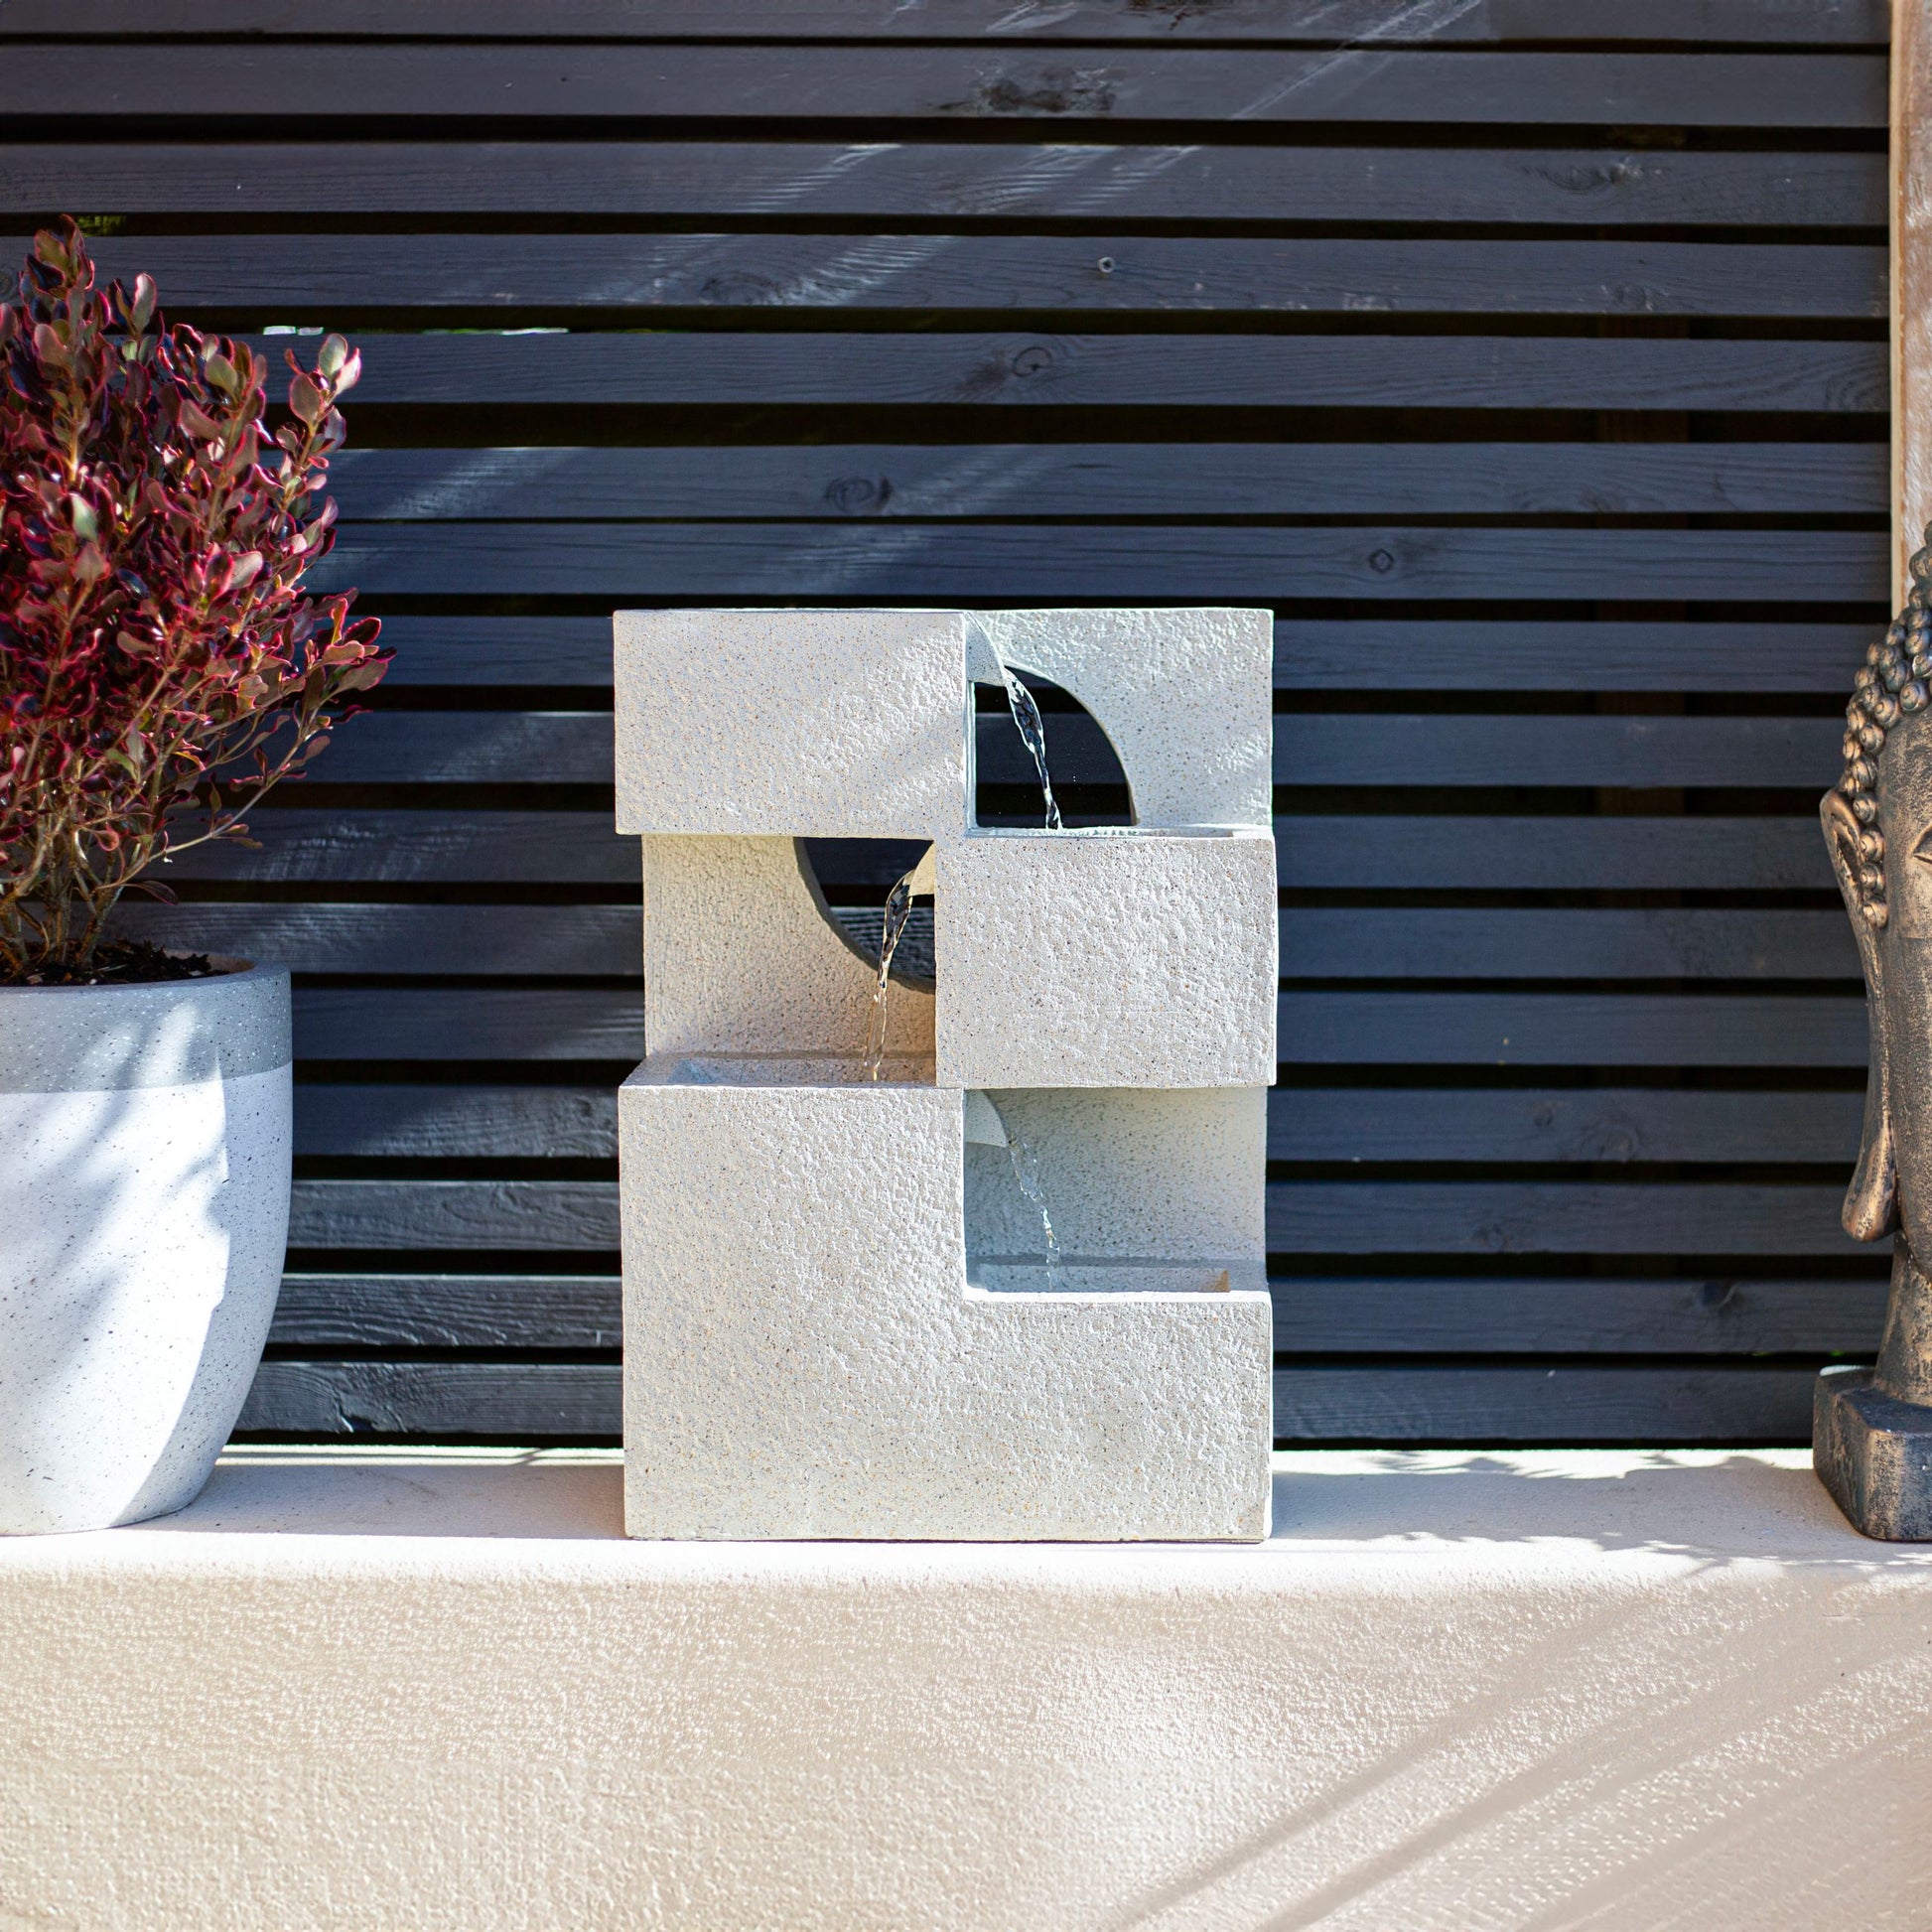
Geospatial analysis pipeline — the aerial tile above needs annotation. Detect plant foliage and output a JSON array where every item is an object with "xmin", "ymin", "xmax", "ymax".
[{"xmin": 0, "ymin": 219, "xmax": 389, "ymax": 983}]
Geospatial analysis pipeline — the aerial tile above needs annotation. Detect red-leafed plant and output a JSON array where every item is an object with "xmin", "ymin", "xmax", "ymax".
[{"xmin": 0, "ymin": 219, "xmax": 390, "ymax": 985}]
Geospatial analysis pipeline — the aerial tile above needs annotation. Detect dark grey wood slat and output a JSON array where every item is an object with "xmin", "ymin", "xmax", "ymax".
[
  {"xmin": 1273, "ymin": 1277, "xmax": 1883, "ymax": 1354},
  {"xmin": 288, "ymin": 1178, "xmax": 619, "ymax": 1251},
  {"xmin": 162, "ymin": 810, "xmax": 635, "ymax": 884},
  {"xmin": 1265, "ymin": 1180, "xmax": 1859, "ymax": 1253},
  {"xmin": 44, "ymin": 233, "xmax": 1885, "ymax": 320},
  {"xmin": 1282, "ymin": 908, "xmax": 1861, "ymax": 980},
  {"xmin": 264, "ymin": 1270, "xmax": 1883, "ymax": 1355},
  {"xmin": 283, "ymin": 1175, "xmax": 1862, "ymax": 1256},
  {"xmin": 294, "ymin": 1085, "xmax": 618, "ymax": 1160},
  {"xmin": 125, "ymin": 903, "xmax": 1861, "ymax": 984},
  {"xmin": 270, "ymin": 1274, "xmax": 621, "ymax": 1350},
  {"xmin": 1281, "ymin": 816, "xmax": 1832, "ymax": 890},
  {"xmin": 239, "ymin": 1358, "xmax": 1818, "ymax": 1444},
  {"xmin": 293, "ymin": 989, "xmax": 642, "ymax": 1062},
  {"xmin": 1271, "ymin": 1365, "xmax": 1815, "ymax": 1443},
  {"xmin": 116, "ymin": 902, "xmax": 639, "ymax": 976},
  {"xmin": 353, "ymin": 616, "xmax": 1878, "ymax": 693},
  {"xmin": 0, "ymin": 144, "xmax": 1882, "ymax": 226},
  {"xmin": 1275, "ymin": 714, "xmax": 1847, "ymax": 789},
  {"xmin": 319, "ymin": 524, "xmax": 1884, "ymax": 602},
  {"xmin": 1275, "ymin": 620, "xmax": 1876, "ymax": 692},
  {"xmin": 1278, "ymin": 992, "xmax": 1865, "ymax": 1066},
  {"xmin": 290, "ymin": 706, "xmax": 1852, "ymax": 789},
  {"xmin": 0, "ymin": 48, "xmax": 1884, "ymax": 127},
  {"xmin": 163, "ymin": 809, "xmax": 1834, "ymax": 891},
  {"xmin": 1270, "ymin": 1087, "xmax": 1863, "ymax": 1166},
  {"xmin": 331, "ymin": 443, "xmax": 1885, "ymax": 521},
  {"xmin": 249, "ymin": 332, "xmax": 1893, "ymax": 415},
  {"xmin": 238, "ymin": 1360, "xmax": 619, "ymax": 1438},
  {"xmin": 0, "ymin": 3, "xmax": 1884, "ymax": 45},
  {"xmin": 287, "ymin": 1081, "xmax": 1868, "ymax": 1168}
]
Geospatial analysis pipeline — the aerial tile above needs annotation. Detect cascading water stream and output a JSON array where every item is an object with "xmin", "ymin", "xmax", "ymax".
[
  {"xmin": 1007, "ymin": 1133, "xmax": 1061, "ymax": 1285},
  {"xmin": 863, "ymin": 864, "xmax": 919, "ymax": 1081},
  {"xmin": 998, "ymin": 664, "xmax": 1063, "ymax": 832}
]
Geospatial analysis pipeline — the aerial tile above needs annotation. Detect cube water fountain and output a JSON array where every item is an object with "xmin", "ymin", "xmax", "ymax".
[{"xmin": 614, "ymin": 608, "xmax": 1277, "ymax": 1540}]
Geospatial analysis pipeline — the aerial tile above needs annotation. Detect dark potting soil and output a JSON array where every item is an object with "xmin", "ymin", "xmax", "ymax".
[{"xmin": 0, "ymin": 941, "xmax": 219, "ymax": 989}]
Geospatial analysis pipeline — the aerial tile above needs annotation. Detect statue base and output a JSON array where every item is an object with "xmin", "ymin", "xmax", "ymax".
[{"xmin": 1814, "ymin": 1364, "xmax": 1932, "ymax": 1540}]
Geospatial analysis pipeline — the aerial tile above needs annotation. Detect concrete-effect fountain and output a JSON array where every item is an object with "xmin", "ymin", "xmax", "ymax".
[{"xmin": 613, "ymin": 608, "xmax": 1277, "ymax": 1541}]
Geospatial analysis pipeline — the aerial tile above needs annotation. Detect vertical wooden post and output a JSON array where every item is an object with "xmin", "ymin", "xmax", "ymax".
[{"xmin": 1896, "ymin": 0, "xmax": 1932, "ymax": 604}]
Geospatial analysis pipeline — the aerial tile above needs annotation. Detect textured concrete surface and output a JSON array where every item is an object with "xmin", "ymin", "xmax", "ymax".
[
  {"xmin": 0, "ymin": 966, "xmax": 291, "ymax": 1533},
  {"xmin": 640, "ymin": 835, "xmax": 934, "ymax": 1058},
  {"xmin": 621, "ymin": 1062, "xmax": 1271, "ymax": 1540},
  {"xmin": 615, "ymin": 609, "xmax": 968, "ymax": 837},
  {"xmin": 971, "ymin": 606, "xmax": 1275, "ymax": 828},
  {"xmin": 4, "ymin": 1448, "xmax": 1930, "ymax": 1931},
  {"xmin": 935, "ymin": 828, "xmax": 1279, "ymax": 1088}
]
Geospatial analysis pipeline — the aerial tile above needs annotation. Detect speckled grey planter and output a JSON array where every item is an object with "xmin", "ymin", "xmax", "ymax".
[{"xmin": 0, "ymin": 959, "xmax": 291, "ymax": 1533}]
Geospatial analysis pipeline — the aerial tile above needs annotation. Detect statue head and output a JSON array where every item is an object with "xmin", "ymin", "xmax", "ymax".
[{"xmin": 1826, "ymin": 547, "xmax": 1932, "ymax": 1251}]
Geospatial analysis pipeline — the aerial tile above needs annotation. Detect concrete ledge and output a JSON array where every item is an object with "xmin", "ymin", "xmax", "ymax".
[{"xmin": 6, "ymin": 1449, "xmax": 1932, "ymax": 1929}]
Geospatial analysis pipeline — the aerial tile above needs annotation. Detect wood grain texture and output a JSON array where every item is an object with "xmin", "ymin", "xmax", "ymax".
[
  {"xmin": 0, "ymin": 2, "xmax": 1886, "ymax": 45},
  {"xmin": 1277, "ymin": 991, "xmax": 1866, "ymax": 1065},
  {"xmin": 1269, "ymin": 1086, "xmax": 1864, "ymax": 1165},
  {"xmin": 331, "ymin": 443, "xmax": 1886, "ymax": 522},
  {"xmin": 293, "ymin": 1084, "xmax": 619, "ymax": 1160},
  {"xmin": 237, "ymin": 1360, "xmax": 621, "ymax": 1438},
  {"xmin": 235, "ymin": 1359, "xmax": 1826, "ymax": 1444},
  {"xmin": 1281, "ymin": 907, "xmax": 1862, "ymax": 980},
  {"xmin": 278, "ymin": 705, "xmax": 1850, "ymax": 790},
  {"xmin": 292, "ymin": 989, "xmax": 643, "ymax": 1063},
  {"xmin": 261, "ymin": 1269, "xmax": 1883, "ymax": 1355},
  {"xmin": 39, "ymin": 232, "xmax": 1887, "ymax": 319},
  {"xmin": 234, "ymin": 1358, "xmax": 1821, "ymax": 1445},
  {"xmin": 318, "ymin": 522, "xmax": 1885, "ymax": 602},
  {"xmin": 115, "ymin": 901, "xmax": 639, "ymax": 976},
  {"xmin": 351, "ymin": 614, "xmax": 1878, "ymax": 693},
  {"xmin": 288, "ymin": 1178, "xmax": 620, "ymax": 1252},
  {"xmin": 1270, "ymin": 1277, "xmax": 1885, "ymax": 1353},
  {"xmin": 270, "ymin": 1274, "xmax": 621, "ymax": 1350},
  {"xmin": 1273, "ymin": 620, "xmax": 1875, "ymax": 691},
  {"xmin": 1279, "ymin": 816, "xmax": 1833, "ymax": 890},
  {"xmin": 250, "ymin": 332, "xmax": 1894, "ymax": 414},
  {"xmin": 0, "ymin": 47, "xmax": 1886, "ymax": 128},
  {"xmin": 1270, "ymin": 1364, "xmax": 1817, "ymax": 1443},
  {"xmin": 0, "ymin": 143, "xmax": 1883, "ymax": 225},
  {"xmin": 161, "ymin": 810, "xmax": 636, "ymax": 884},
  {"xmin": 284, "ymin": 1079, "xmax": 1866, "ymax": 1166},
  {"xmin": 1266, "ymin": 1180, "xmax": 1860, "ymax": 1254}
]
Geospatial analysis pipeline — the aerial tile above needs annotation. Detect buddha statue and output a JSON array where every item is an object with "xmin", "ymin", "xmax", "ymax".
[{"xmin": 1817, "ymin": 535, "xmax": 1932, "ymax": 1537}]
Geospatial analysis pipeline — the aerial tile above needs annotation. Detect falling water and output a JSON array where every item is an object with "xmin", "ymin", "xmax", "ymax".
[
  {"xmin": 863, "ymin": 864, "xmax": 920, "ymax": 1080},
  {"xmin": 997, "ymin": 664, "xmax": 1063, "ymax": 832},
  {"xmin": 1008, "ymin": 1134, "xmax": 1061, "ymax": 1284}
]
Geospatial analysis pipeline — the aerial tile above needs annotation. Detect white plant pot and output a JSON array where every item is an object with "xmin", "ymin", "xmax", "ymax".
[{"xmin": 0, "ymin": 958, "xmax": 291, "ymax": 1533}]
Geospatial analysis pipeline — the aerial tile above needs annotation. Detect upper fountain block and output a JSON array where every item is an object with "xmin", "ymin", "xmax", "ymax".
[{"xmin": 615, "ymin": 609, "xmax": 967, "ymax": 839}]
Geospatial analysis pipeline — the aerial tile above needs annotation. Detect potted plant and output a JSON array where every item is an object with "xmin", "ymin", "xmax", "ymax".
[{"xmin": 0, "ymin": 221, "xmax": 388, "ymax": 1532}]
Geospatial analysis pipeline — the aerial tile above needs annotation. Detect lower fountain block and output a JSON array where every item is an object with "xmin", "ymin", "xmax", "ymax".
[
  {"xmin": 934, "ymin": 827, "xmax": 1278, "ymax": 1090},
  {"xmin": 620, "ymin": 1055, "xmax": 1273, "ymax": 1541}
]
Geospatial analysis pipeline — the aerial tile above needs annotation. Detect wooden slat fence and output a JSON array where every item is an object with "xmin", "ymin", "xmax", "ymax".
[{"xmin": 0, "ymin": 0, "xmax": 1888, "ymax": 1445}]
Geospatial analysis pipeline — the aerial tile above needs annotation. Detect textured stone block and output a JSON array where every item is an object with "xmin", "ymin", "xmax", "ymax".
[
  {"xmin": 615, "ymin": 608, "xmax": 968, "ymax": 837},
  {"xmin": 621, "ymin": 1057, "xmax": 1272, "ymax": 1541},
  {"xmin": 935, "ymin": 828, "xmax": 1278, "ymax": 1088}
]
